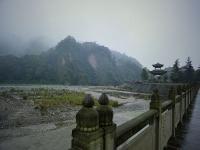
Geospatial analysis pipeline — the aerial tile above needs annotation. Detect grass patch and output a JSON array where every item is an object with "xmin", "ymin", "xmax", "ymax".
[
  {"xmin": 29, "ymin": 88, "xmax": 120, "ymax": 109},
  {"xmin": 32, "ymin": 89, "xmax": 85, "ymax": 109},
  {"xmin": 0, "ymin": 88, "xmax": 120, "ymax": 112},
  {"xmin": 134, "ymin": 93, "xmax": 151, "ymax": 100}
]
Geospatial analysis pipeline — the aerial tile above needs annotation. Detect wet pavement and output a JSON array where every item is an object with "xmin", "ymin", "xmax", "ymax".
[{"xmin": 176, "ymin": 90, "xmax": 200, "ymax": 150}]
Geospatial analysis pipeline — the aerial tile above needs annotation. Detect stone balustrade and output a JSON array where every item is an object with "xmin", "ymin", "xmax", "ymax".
[{"xmin": 69, "ymin": 84, "xmax": 199, "ymax": 150}]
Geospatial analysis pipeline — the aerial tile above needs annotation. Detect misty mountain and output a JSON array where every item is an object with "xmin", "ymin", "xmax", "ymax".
[
  {"xmin": 0, "ymin": 34, "xmax": 25, "ymax": 56},
  {"xmin": 0, "ymin": 36, "xmax": 142, "ymax": 85},
  {"xmin": 0, "ymin": 35, "xmax": 50, "ymax": 56},
  {"xmin": 111, "ymin": 51, "xmax": 142, "ymax": 82}
]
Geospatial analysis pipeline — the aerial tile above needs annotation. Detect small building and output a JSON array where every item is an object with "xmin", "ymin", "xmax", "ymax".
[
  {"xmin": 150, "ymin": 63, "xmax": 167, "ymax": 76},
  {"xmin": 150, "ymin": 63, "xmax": 167, "ymax": 82}
]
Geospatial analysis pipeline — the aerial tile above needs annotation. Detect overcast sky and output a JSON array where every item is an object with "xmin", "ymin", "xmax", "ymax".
[{"xmin": 0, "ymin": 0, "xmax": 200, "ymax": 69}]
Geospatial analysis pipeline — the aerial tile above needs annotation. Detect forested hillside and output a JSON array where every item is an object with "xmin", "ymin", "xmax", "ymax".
[{"xmin": 0, "ymin": 36, "xmax": 142, "ymax": 85}]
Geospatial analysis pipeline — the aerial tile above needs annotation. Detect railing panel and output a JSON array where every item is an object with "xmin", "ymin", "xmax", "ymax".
[
  {"xmin": 116, "ymin": 110, "xmax": 157, "ymax": 147},
  {"xmin": 183, "ymin": 93, "xmax": 187, "ymax": 111},
  {"xmin": 175, "ymin": 102, "xmax": 181, "ymax": 127},
  {"xmin": 181, "ymin": 94, "xmax": 185, "ymax": 118},
  {"xmin": 162, "ymin": 101, "xmax": 172, "ymax": 112},
  {"xmin": 186, "ymin": 92, "xmax": 188, "ymax": 109},
  {"xmin": 117, "ymin": 124, "xmax": 156, "ymax": 150},
  {"xmin": 161, "ymin": 109, "xmax": 172, "ymax": 149}
]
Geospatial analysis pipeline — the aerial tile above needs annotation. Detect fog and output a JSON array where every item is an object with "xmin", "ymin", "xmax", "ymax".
[{"xmin": 0, "ymin": 0, "xmax": 200, "ymax": 68}]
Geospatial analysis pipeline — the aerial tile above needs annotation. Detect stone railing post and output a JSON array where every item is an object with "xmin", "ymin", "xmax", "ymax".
[
  {"xmin": 96, "ymin": 93, "xmax": 116, "ymax": 150},
  {"xmin": 186, "ymin": 85, "xmax": 189, "ymax": 108},
  {"xmin": 150, "ymin": 89, "xmax": 161, "ymax": 150},
  {"xmin": 182, "ymin": 85, "xmax": 187, "ymax": 115},
  {"xmin": 188, "ymin": 85, "xmax": 191, "ymax": 105},
  {"xmin": 70, "ymin": 94, "xmax": 104, "ymax": 150},
  {"xmin": 177, "ymin": 85, "xmax": 183, "ymax": 124},
  {"xmin": 191, "ymin": 84, "xmax": 194, "ymax": 100},
  {"xmin": 168, "ymin": 86, "xmax": 176, "ymax": 137}
]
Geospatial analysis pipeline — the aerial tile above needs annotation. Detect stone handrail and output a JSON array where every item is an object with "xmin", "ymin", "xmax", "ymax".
[
  {"xmin": 116, "ymin": 109, "xmax": 157, "ymax": 147},
  {"xmin": 69, "ymin": 84, "xmax": 199, "ymax": 150},
  {"xmin": 161, "ymin": 100, "xmax": 172, "ymax": 111}
]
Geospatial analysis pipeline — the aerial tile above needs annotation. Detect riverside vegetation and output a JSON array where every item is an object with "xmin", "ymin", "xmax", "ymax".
[{"xmin": 0, "ymin": 87, "xmax": 119, "ymax": 113}]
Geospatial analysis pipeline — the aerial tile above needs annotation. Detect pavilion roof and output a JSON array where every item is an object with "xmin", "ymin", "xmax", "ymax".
[{"xmin": 152, "ymin": 63, "xmax": 164, "ymax": 68}]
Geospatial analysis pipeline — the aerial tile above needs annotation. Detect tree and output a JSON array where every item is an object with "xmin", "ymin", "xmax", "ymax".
[
  {"xmin": 141, "ymin": 68, "xmax": 149, "ymax": 81},
  {"xmin": 195, "ymin": 67, "xmax": 200, "ymax": 82},
  {"xmin": 183, "ymin": 57, "xmax": 195, "ymax": 83},
  {"xmin": 170, "ymin": 59, "xmax": 182, "ymax": 82},
  {"xmin": 163, "ymin": 74, "xmax": 168, "ymax": 82}
]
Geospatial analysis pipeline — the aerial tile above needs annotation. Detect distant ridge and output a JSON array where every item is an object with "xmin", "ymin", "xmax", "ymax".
[{"xmin": 0, "ymin": 36, "xmax": 142, "ymax": 85}]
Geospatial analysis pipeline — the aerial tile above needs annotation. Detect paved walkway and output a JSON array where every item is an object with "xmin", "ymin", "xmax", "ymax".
[{"xmin": 180, "ymin": 90, "xmax": 200, "ymax": 150}]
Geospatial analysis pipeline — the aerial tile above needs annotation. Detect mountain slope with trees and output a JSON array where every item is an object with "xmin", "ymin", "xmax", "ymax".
[
  {"xmin": 0, "ymin": 36, "xmax": 142, "ymax": 85},
  {"xmin": 170, "ymin": 57, "xmax": 197, "ymax": 83}
]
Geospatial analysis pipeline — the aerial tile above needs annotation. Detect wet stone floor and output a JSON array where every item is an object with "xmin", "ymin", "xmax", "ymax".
[
  {"xmin": 180, "ymin": 90, "xmax": 200, "ymax": 150},
  {"xmin": 168, "ymin": 90, "xmax": 200, "ymax": 150}
]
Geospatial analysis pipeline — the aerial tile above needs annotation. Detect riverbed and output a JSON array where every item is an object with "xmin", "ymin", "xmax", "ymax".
[{"xmin": 0, "ymin": 85, "xmax": 150, "ymax": 150}]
